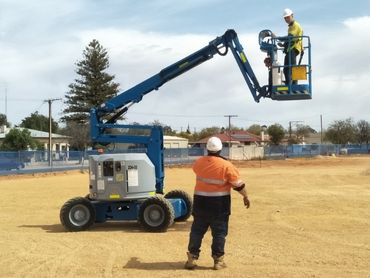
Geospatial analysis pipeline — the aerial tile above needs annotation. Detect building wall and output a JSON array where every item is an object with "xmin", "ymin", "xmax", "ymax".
[
  {"xmin": 164, "ymin": 136, "xmax": 188, "ymax": 149},
  {"xmin": 304, "ymin": 133, "xmax": 326, "ymax": 144},
  {"xmin": 229, "ymin": 145, "xmax": 264, "ymax": 160}
]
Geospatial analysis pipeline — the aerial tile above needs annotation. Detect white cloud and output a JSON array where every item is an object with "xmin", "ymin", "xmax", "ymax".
[
  {"xmin": 73, "ymin": 28, "xmax": 268, "ymax": 130},
  {"xmin": 343, "ymin": 16, "xmax": 370, "ymax": 31},
  {"xmin": 0, "ymin": 0, "xmax": 369, "ymax": 132},
  {"xmin": 315, "ymin": 16, "xmax": 370, "ymax": 77}
]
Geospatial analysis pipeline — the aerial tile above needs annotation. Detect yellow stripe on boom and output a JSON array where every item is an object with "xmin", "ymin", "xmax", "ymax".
[
  {"xmin": 277, "ymin": 86, "xmax": 289, "ymax": 91},
  {"xmin": 109, "ymin": 194, "xmax": 120, "ymax": 199},
  {"xmin": 179, "ymin": 61, "xmax": 189, "ymax": 68},
  {"xmin": 240, "ymin": 52, "xmax": 247, "ymax": 63}
]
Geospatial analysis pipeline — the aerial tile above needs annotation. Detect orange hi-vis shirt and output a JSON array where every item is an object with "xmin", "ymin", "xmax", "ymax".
[{"xmin": 192, "ymin": 155, "xmax": 244, "ymax": 197}]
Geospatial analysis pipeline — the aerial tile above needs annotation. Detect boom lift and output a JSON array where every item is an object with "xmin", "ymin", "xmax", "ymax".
[{"xmin": 60, "ymin": 29, "xmax": 312, "ymax": 232}]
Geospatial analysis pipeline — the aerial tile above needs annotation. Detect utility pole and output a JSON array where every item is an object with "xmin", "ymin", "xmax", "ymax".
[
  {"xmin": 5, "ymin": 86, "xmax": 7, "ymax": 120},
  {"xmin": 261, "ymin": 125, "xmax": 267, "ymax": 145},
  {"xmin": 44, "ymin": 98, "xmax": 62, "ymax": 167},
  {"xmin": 320, "ymin": 114, "xmax": 323, "ymax": 144},
  {"xmin": 0, "ymin": 82, "xmax": 7, "ymax": 120},
  {"xmin": 224, "ymin": 115, "xmax": 238, "ymax": 150}
]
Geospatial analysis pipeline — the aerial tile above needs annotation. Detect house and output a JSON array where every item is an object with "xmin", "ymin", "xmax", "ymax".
[
  {"xmin": 0, "ymin": 126, "xmax": 70, "ymax": 153},
  {"xmin": 192, "ymin": 130, "xmax": 262, "ymax": 148},
  {"xmin": 191, "ymin": 131, "xmax": 264, "ymax": 160},
  {"xmin": 164, "ymin": 135, "xmax": 189, "ymax": 149},
  {"xmin": 303, "ymin": 132, "xmax": 326, "ymax": 144}
]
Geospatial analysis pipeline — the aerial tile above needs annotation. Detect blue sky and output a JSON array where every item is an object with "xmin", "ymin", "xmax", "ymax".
[{"xmin": 0, "ymin": 0, "xmax": 369, "ymax": 132}]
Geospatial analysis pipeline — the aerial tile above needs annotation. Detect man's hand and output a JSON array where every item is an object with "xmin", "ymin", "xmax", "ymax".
[{"xmin": 243, "ymin": 196, "xmax": 250, "ymax": 208}]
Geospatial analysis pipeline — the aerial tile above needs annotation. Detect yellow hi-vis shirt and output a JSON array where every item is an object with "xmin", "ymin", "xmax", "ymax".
[{"xmin": 287, "ymin": 20, "xmax": 303, "ymax": 53}]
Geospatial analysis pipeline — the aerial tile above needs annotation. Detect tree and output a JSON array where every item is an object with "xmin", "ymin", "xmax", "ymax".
[
  {"xmin": 0, "ymin": 113, "xmax": 10, "ymax": 127},
  {"xmin": 59, "ymin": 122, "xmax": 90, "ymax": 150},
  {"xmin": 287, "ymin": 136, "xmax": 300, "ymax": 145},
  {"xmin": 193, "ymin": 126, "xmax": 222, "ymax": 141},
  {"xmin": 0, "ymin": 129, "xmax": 39, "ymax": 151},
  {"xmin": 267, "ymin": 124, "xmax": 285, "ymax": 145},
  {"xmin": 247, "ymin": 124, "xmax": 262, "ymax": 135},
  {"xmin": 186, "ymin": 124, "xmax": 191, "ymax": 134},
  {"xmin": 325, "ymin": 118, "xmax": 357, "ymax": 145},
  {"xmin": 356, "ymin": 120, "xmax": 370, "ymax": 146},
  {"xmin": 150, "ymin": 120, "xmax": 176, "ymax": 136},
  {"xmin": 62, "ymin": 39, "xmax": 120, "ymax": 124},
  {"xmin": 20, "ymin": 112, "xmax": 58, "ymax": 133},
  {"xmin": 290, "ymin": 124, "xmax": 315, "ymax": 144},
  {"xmin": 177, "ymin": 131, "xmax": 192, "ymax": 140}
]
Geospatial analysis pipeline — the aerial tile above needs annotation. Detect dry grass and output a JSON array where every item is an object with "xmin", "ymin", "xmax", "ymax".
[{"xmin": 1, "ymin": 155, "xmax": 370, "ymax": 277}]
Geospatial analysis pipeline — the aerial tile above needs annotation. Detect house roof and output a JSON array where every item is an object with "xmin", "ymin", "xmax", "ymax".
[
  {"xmin": 194, "ymin": 130, "xmax": 261, "ymax": 144},
  {"xmin": 0, "ymin": 127, "xmax": 70, "ymax": 139},
  {"xmin": 164, "ymin": 135, "xmax": 188, "ymax": 141}
]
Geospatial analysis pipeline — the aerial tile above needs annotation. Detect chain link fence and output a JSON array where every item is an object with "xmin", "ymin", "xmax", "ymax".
[{"xmin": 0, "ymin": 144, "xmax": 368, "ymax": 175}]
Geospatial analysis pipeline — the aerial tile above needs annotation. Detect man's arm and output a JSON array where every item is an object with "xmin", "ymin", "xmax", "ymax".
[
  {"xmin": 227, "ymin": 163, "xmax": 250, "ymax": 208},
  {"xmin": 233, "ymin": 183, "xmax": 250, "ymax": 208}
]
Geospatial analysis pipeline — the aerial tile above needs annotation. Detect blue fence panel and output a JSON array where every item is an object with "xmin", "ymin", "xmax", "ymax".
[
  {"xmin": 188, "ymin": 147, "xmax": 204, "ymax": 156},
  {"xmin": 0, "ymin": 144, "xmax": 369, "ymax": 175},
  {"xmin": 264, "ymin": 144, "xmax": 348, "ymax": 159},
  {"xmin": 264, "ymin": 145, "xmax": 287, "ymax": 159},
  {"xmin": 0, "ymin": 151, "xmax": 24, "ymax": 170},
  {"xmin": 345, "ymin": 144, "xmax": 370, "ymax": 154}
]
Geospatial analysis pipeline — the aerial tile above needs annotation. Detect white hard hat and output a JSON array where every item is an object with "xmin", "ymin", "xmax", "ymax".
[
  {"xmin": 283, "ymin": 8, "xmax": 293, "ymax": 18},
  {"xmin": 206, "ymin": 137, "xmax": 223, "ymax": 152}
]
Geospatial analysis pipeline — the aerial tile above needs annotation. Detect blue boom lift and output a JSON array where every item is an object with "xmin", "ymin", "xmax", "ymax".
[{"xmin": 60, "ymin": 29, "xmax": 312, "ymax": 232}]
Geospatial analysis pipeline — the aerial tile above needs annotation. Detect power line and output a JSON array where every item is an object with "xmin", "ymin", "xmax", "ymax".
[
  {"xmin": 34, "ymin": 102, "xmax": 46, "ymax": 113},
  {"xmin": 130, "ymin": 112, "xmax": 222, "ymax": 118},
  {"xmin": 0, "ymin": 98, "xmax": 44, "ymax": 102}
]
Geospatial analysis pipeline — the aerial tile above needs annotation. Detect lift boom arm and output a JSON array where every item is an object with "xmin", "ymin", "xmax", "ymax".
[{"xmin": 90, "ymin": 29, "xmax": 268, "ymax": 133}]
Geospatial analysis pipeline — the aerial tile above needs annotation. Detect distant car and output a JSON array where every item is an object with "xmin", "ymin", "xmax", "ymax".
[{"xmin": 0, "ymin": 160, "xmax": 25, "ymax": 170}]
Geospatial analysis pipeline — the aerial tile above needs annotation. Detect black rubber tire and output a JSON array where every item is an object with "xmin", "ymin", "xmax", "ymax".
[
  {"xmin": 164, "ymin": 190, "xmax": 193, "ymax": 222},
  {"xmin": 60, "ymin": 197, "xmax": 96, "ymax": 232},
  {"xmin": 138, "ymin": 196, "xmax": 175, "ymax": 232}
]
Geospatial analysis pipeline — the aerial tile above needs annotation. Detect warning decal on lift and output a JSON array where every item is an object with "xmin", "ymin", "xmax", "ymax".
[
  {"xmin": 97, "ymin": 180, "xmax": 105, "ymax": 191},
  {"xmin": 127, "ymin": 165, "xmax": 139, "ymax": 187}
]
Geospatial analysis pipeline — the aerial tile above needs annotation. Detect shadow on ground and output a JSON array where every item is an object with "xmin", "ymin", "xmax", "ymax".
[
  {"xmin": 123, "ymin": 257, "xmax": 212, "ymax": 270},
  {"xmin": 19, "ymin": 220, "xmax": 192, "ymax": 233}
]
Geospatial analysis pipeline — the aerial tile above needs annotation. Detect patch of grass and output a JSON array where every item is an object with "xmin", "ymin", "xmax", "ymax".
[{"xmin": 362, "ymin": 168, "xmax": 370, "ymax": 176}]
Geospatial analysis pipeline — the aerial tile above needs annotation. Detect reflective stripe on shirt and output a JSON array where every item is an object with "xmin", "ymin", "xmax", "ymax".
[
  {"xmin": 194, "ymin": 190, "xmax": 230, "ymax": 197},
  {"xmin": 231, "ymin": 179, "xmax": 244, "ymax": 187},
  {"xmin": 196, "ymin": 176, "xmax": 225, "ymax": 186}
]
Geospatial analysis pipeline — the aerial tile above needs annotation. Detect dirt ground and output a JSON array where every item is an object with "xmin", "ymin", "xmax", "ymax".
[{"xmin": 1, "ymin": 155, "xmax": 370, "ymax": 278}]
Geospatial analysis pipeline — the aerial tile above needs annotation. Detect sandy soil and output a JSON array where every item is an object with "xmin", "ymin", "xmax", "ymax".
[{"xmin": 1, "ymin": 155, "xmax": 370, "ymax": 278}]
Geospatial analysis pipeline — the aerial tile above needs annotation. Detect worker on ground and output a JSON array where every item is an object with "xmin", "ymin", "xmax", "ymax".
[
  {"xmin": 275, "ymin": 8, "xmax": 304, "ymax": 85},
  {"xmin": 184, "ymin": 136, "xmax": 250, "ymax": 270}
]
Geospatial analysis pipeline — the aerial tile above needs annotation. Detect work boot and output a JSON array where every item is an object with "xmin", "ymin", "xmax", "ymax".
[
  {"xmin": 184, "ymin": 252, "xmax": 198, "ymax": 270},
  {"xmin": 213, "ymin": 255, "xmax": 227, "ymax": 270}
]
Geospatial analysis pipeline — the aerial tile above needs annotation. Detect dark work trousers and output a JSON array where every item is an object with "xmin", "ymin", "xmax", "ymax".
[
  {"xmin": 284, "ymin": 48, "xmax": 299, "ymax": 85},
  {"xmin": 188, "ymin": 214, "xmax": 229, "ymax": 258}
]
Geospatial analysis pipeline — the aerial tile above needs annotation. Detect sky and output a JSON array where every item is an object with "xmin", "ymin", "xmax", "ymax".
[{"xmin": 0, "ymin": 0, "xmax": 370, "ymax": 133}]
